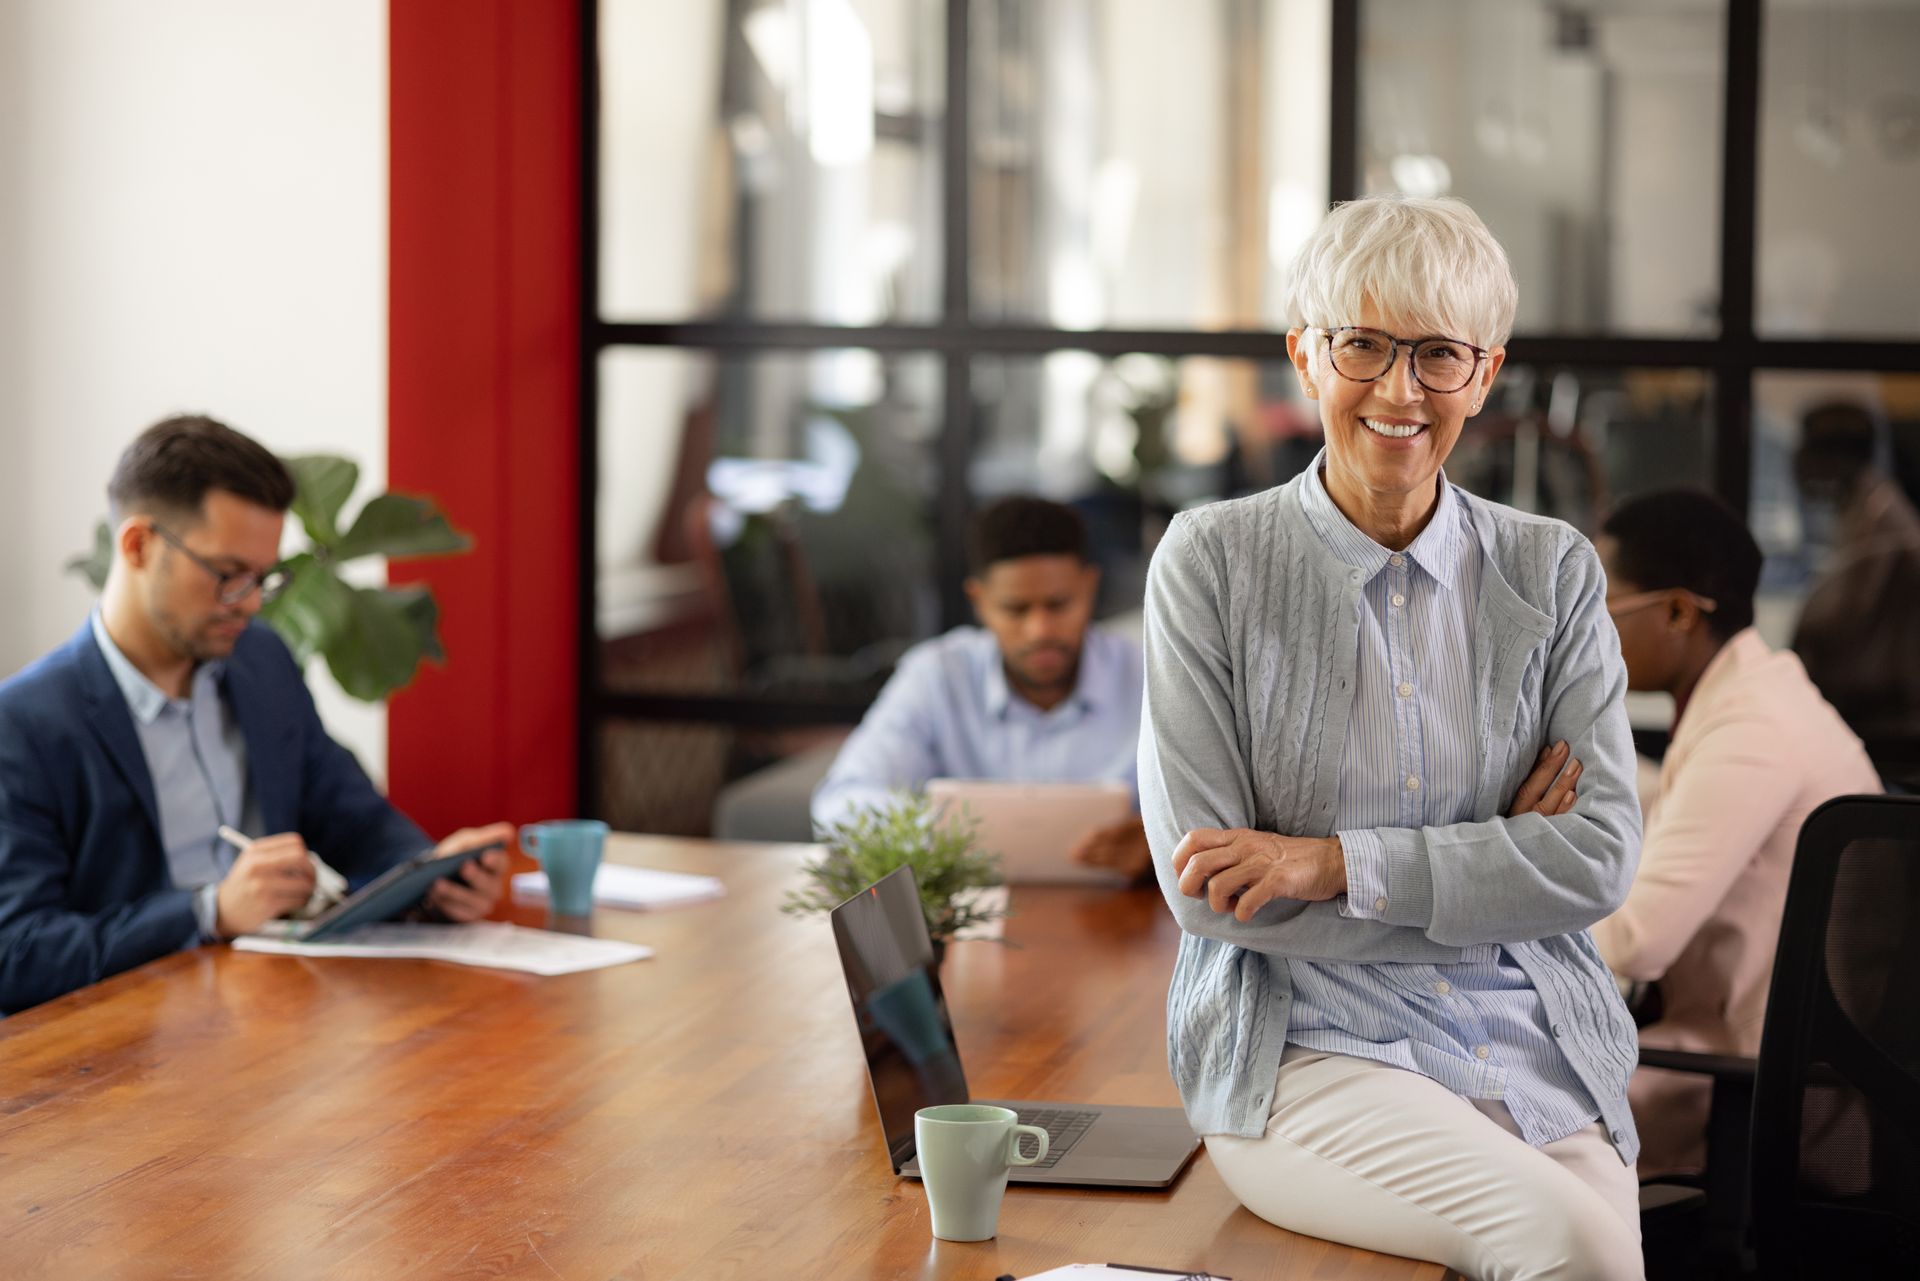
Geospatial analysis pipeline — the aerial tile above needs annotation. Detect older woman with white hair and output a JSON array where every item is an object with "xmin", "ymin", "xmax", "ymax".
[{"xmin": 1140, "ymin": 196, "xmax": 1645, "ymax": 1280}]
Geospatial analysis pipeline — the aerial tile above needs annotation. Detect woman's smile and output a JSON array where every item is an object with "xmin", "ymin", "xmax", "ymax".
[{"xmin": 1359, "ymin": 416, "xmax": 1431, "ymax": 444}]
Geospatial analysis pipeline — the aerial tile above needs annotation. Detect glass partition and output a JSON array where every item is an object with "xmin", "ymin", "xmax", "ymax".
[
  {"xmin": 596, "ymin": 347, "xmax": 941, "ymax": 701},
  {"xmin": 1360, "ymin": 0, "xmax": 1726, "ymax": 336},
  {"xmin": 970, "ymin": 0, "xmax": 1330, "ymax": 331},
  {"xmin": 1757, "ymin": 1, "xmax": 1920, "ymax": 337},
  {"xmin": 600, "ymin": 0, "xmax": 946, "ymax": 323}
]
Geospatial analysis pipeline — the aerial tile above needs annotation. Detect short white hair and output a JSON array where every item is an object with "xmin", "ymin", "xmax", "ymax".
[{"xmin": 1285, "ymin": 196, "xmax": 1518, "ymax": 349}]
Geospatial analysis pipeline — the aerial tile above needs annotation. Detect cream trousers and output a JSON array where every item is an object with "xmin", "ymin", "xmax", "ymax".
[{"xmin": 1205, "ymin": 1047, "xmax": 1644, "ymax": 1281}]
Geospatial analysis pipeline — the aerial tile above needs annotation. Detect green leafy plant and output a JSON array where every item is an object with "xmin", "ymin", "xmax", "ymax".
[
  {"xmin": 67, "ymin": 454, "xmax": 471, "ymax": 703},
  {"xmin": 781, "ymin": 793, "xmax": 1009, "ymax": 945}
]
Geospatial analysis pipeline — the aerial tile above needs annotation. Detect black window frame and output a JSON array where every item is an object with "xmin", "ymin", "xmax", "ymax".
[{"xmin": 575, "ymin": 0, "xmax": 1920, "ymax": 816}]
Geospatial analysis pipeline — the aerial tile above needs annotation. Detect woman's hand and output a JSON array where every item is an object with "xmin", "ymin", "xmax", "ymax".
[
  {"xmin": 1507, "ymin": 741, "xmax": 1582, "ymax": 818},
  {"xmin": 1173, "ymin": 828, "xmax": 1347, "ymax": 921}
]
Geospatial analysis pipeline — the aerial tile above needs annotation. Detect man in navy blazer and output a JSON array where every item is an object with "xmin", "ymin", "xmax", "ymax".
[{"xmin": 0, "ymin": 416, "xmax": 510, "ymax": 1014}]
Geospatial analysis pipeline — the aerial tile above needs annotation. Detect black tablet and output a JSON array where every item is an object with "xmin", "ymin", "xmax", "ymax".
[{"xmin": 278, "ymin": 841, "xmax": 504, "ymax": 942}]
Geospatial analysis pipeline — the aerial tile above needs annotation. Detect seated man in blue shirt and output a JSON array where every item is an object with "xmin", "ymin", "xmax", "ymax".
[
  {"xmin": 811, "ymin": 496, "xmax": 1149, "ymax": 878},
  {"xmin": 0, "ymin": 415, "xmax": 511, "ymax": 1014}
]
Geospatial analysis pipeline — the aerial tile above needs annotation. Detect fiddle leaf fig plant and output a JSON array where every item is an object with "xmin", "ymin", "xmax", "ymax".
[{"xmin": 67, "ymin": 452, "xmax": 471, "ymax": 703}]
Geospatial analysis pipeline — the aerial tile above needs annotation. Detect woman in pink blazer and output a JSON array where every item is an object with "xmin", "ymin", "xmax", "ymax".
[{"xmin": 1590, "ymin": 490, "xmax": 1881, "ymax": 1176}]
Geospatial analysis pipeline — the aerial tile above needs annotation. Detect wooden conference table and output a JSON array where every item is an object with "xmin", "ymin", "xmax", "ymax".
[{"xmin": 0, "ymin": 836, "xmax": 1444, "ymax": 1281}]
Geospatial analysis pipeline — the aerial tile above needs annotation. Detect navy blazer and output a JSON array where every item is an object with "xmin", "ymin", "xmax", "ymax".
[{"xmin": 0, "ymin": 620, "xmax": 428, "ymax": 1014}]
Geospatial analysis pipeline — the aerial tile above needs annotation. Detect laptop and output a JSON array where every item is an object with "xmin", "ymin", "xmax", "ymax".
[
  {"xmin": 925, "ymin": 778, "xmax": 1135, "ymax": 886},
  {"xmin": 829, "ymin": 865, "xmax": 1201, "ymax": 1188}
]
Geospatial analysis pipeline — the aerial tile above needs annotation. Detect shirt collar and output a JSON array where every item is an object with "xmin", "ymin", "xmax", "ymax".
[
  {"xmin": 91, "ymin": 610, "xmax": 171, "ymax": 724},
  {"xmin": 89, "ymin": 610, "xmax": 226, "ymax": 724},
  {"xmin": 1402, "ymin": 478, "xmax": 1463, "ymax": 588},
  {"xmin": 978, "ymin": 627, "xmax": 1102, "ymax": 720},
  {"xmin": 1300, "ymin": 453, "xmax": 1463, "ymax": 590},
  {"xmin": 982, "ymin": 646, "xmax": 1013, "ymax": 719}
]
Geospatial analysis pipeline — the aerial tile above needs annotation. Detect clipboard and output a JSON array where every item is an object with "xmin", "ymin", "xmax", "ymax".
[{"xmin": 252, "ymin": 841, "xmax": 504, "ymax": 942}]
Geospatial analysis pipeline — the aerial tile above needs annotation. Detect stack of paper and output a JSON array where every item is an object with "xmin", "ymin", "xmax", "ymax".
[
  {"xmin": 510, "ymin": 863, "xmax": 726, "ymax": 911},
  {"xmin": 234, "ymin": 922, "xmax": 652, "ymax": 975}
]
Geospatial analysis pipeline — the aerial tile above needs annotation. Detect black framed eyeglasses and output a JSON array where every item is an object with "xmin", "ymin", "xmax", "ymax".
[
  {"xmin": 1318, "ymin": 325, "xmax": 1489, "ymax": 394},
  {"xmin": 149, "ymin": 523, "xmax": 290, "ymax": 606}
]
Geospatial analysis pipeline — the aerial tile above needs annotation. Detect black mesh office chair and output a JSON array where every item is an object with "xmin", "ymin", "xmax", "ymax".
[
  {"xmin": 1639, "ymin": 794, "xmax": 1920, "ymax": 1278},
  {"xmin": 1750, "ymin": 793, "xmax": 1920, "ymax": 1276}
]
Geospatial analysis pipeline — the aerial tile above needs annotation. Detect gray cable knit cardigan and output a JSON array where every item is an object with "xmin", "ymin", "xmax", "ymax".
[{"xmin": 1138, "ymin": 466, "xmax": 1644, "ymax": 1163}]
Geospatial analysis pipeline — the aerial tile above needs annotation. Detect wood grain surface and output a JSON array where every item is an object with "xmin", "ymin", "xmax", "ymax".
[{"xmin": 0, "ymin": 836, "xmax": 1443, "ymax": 1281}]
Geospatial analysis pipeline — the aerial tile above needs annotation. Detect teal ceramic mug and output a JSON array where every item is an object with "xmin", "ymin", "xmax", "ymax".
[
  {"xmin": 913, "ymin": 1104, "xmax": 1049, "ymax": 1241},
  {"xmin": 519, "ymin": 820, "xmax": 608, "ymax": 916}
]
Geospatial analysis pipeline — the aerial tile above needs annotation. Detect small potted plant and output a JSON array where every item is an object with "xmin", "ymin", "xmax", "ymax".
[{"xmin": 781, "ymin": 793, "xmax": 1008, "ymax": 963}]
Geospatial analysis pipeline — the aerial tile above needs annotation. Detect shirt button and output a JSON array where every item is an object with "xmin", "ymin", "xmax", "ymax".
[
  {"xmin": 1474, "ymin": 1045, "xmax": 1491, "ymax": 1060},
  {"xmin": 1433, "ymin": 981, "xmax": 1451, "ymax": 995},
  {"xmin": 1374, "ymin": 896, "xmax": 1388, "ymax": 912},
  {"xmin": 1552, "ymin": 1023, "xmax": 1566, "ymax": 1037},
  {"xmin": 1396, "ymin": 681, "xmax": 1414, "ymax": 698},
  {"xmin": 1405, "ymin": 776, "xmax": 1421, "ymax": 791},
  {"xmin": 1391, "ymin": 593, "xmax": 1406, "ymax": 608},
  {"xmin": 1612, "ymin": 1129, "xmax": 1626, "ymax": 1144},
  {"xmin": 1389, "ymin": 554, "xmax": 1406, "ymax": 568}
]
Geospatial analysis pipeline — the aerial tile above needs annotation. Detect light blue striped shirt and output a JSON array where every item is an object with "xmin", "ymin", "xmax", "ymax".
[
  {"xmin": 90, "ymin": 611, "xmax": 260, "ymax": 943},
  {"xmin": 1286, "ymin": 467, "xmax": 1602, "ymax": 1147},
  {"xmin": 811, "ymin": 624, "xmax": 1143, "ymax": 829}
]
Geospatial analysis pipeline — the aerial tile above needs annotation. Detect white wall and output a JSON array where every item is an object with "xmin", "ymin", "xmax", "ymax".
[{"xmin": 0, "ymin": 0, "xmax": 390, "ymax": 779}]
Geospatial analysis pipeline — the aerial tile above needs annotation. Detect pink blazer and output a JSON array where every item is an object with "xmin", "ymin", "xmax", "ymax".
[{"xmin": 1591, "ymin": 628, "xmax": 1881, "ymax": 1173}]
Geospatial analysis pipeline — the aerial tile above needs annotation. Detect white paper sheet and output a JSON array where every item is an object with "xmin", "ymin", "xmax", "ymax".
[
  {"xmin": 950, "ymin": 884, "xmax": 1009, "ymax": 940},
  {"xmin": 510, "ymin": 863, "xmax": 726, "ymax": 911},
  {"xmin": 234, "ymin": 922, "xmax": 652, "ymax": 975},
  {"xmin": 1011, "ymin": 1266, "xmax": 1228, "ymax": 1281}
]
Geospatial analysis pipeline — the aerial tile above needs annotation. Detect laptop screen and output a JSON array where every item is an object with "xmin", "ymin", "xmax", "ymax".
[{"xmin": 829, "ymin": 866, "xmax": 971, "ymax": 1171}]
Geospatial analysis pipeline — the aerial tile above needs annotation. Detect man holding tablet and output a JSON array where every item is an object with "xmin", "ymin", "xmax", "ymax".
[
  {"xmin": 0, "ymin": 416, "xmax": 510, "ymax": 1015},
  {"xmin": 811, "ymin": 496, "xmax": 1149, "ymax": 880}
]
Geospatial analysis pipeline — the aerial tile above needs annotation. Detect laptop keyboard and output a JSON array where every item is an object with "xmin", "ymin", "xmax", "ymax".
[{"xmin": 1012, "ymin": 1107, "xmax": 1097, "ymax": 1169}]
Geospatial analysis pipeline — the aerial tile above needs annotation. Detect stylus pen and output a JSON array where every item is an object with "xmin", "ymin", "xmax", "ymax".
[{"xmin": 220, "ymin": 826, "xmax": 348, "ymax": 903}]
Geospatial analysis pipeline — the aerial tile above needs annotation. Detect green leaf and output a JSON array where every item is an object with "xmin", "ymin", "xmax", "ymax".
[
  {"xmin": 258, "ymin": 553, "xmax": 351, "ymax": 665},
  {"xmin": 65, "ymin": 521, "xmax": 114, "ymax": 591},
  {"xmin": 333, "ymin": 493, "xmax": 472, "ymax": 563},
  {"xmin": 323, "ymin": 585, "xmax": 435, "ymax": 702},
  {"xmin": 389, "ymin": 584, "xmax": 446, "ymax": 663},
  {"xmin": 285, "ymin": 455, "xmax": 360, "ymax": 547}
]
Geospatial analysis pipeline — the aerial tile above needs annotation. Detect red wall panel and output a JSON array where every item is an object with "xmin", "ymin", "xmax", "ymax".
[{"xmin": 387, "ymin": 0, "xmax": 579, "ymax": 835}]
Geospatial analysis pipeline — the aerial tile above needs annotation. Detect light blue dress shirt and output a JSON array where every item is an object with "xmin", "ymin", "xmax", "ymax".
[
  {"xmin": 91, "ymin": 612, "xmax": 258, "ymax": 942},
  {"xmin": 1286, "ymin": 467, "xmax": 1603, "ymax": 1147},
  {"xmin": 811, "ymin": 624, "xmax": 1143, "ymax": 829}
]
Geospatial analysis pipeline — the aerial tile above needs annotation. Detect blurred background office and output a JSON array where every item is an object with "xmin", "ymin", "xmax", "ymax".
[{"xmin": 3, "ymin": 0, "xmax": 1917, "ymax": 840}]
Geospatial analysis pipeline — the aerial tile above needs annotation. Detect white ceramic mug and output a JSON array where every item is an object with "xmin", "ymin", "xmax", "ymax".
[{"xmin": 913, "ymin": 1103, "xmax": 1049, "ymax": 1241}]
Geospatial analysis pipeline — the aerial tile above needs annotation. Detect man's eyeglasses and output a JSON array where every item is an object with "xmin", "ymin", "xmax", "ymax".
[
  {"xmin": 1605, "ymin": 588, "xmax": 1718, "ymax": 619},
  {"xmin": 1318, "ymin": 325, "xmax": 1489, "ymax": 395},
  {"xmin": 149, "ymin": 523, "xmax": 290, "ymax": 606}
]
